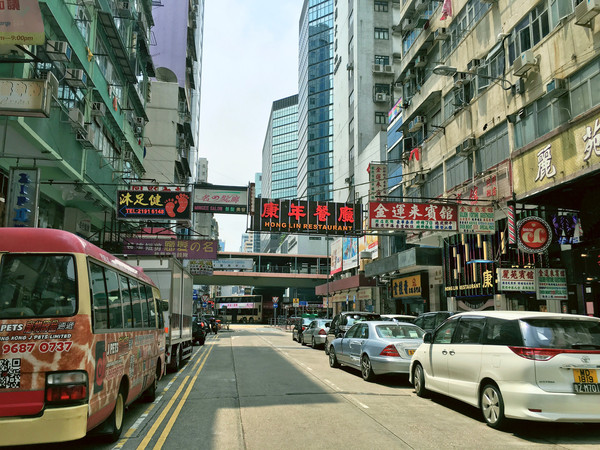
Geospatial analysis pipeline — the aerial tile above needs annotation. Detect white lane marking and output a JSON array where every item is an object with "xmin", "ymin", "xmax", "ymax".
[
  {"xmin": 348, "ymin": 396, "xmax": 370, "ymax": 409},
  {"xmin": 323, "ymin": 379, "xmax": 340, "ymax": 391}
]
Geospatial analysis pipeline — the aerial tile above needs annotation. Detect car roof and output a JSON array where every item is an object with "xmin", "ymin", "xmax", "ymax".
[
  {"xmin": 353, "ymin": 321, "xmax": 418, "ymax": 327},
  {"xmin": 450, "ymin": 311, "xmax": 600, "ymax": 321}
]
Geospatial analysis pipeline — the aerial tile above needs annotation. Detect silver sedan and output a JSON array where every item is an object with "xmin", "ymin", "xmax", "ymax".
[
  {"xmin": 328, "ymin": 321, "xmax": 424, "ymax": 381},
  {"xmin": 301, "ymin": 319, "xmax": 331, "ymax": 348}
]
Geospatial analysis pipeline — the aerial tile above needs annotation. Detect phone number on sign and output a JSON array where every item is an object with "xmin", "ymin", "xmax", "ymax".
[{"xmin": 1, "ymin": 342, "xmax": 73, "ymax": 354}]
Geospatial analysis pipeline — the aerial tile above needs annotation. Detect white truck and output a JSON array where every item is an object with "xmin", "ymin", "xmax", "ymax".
[{"xmin": 127, "ymin": 256, "xmax": 194, "ymax": 372}]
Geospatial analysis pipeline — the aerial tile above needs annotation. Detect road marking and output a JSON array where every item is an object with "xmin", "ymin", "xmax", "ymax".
[
  {"xmin": 323, "ymin": 379, "xmax": 340, "ymax": 391},
  {"xmin": 348, "ymin": 396, "xmax": 369, "ymax": 409},
  {"xmin": 135, "ymin": 345, "xmax": 213, "ymax": 450}
]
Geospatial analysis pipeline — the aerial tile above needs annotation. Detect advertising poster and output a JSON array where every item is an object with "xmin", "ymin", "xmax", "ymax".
[
  {"xmin": 342, "ymin": 237, "xmax": 358, "ymax": 270},
  {"xmin": 330, "ymin": 238, "xmax": 343, "ymax": 275}
]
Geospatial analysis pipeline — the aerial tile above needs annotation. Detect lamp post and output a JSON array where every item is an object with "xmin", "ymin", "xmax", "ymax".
[{"xmin": 433, "ymin": 65, "xmax": 514, "ymax": 91}]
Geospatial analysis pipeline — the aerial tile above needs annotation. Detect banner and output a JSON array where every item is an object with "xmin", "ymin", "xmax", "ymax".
[
  {"xmin": 369, "ymin": 201, "xmax": 457, "ymax": 231},
  {"xmin": 123, "ymin": 238, "xmax": 218, "ymax": 259},
  {"xmin": 117, "ymin": 190, "xmax": 192, "ymax": 220}
]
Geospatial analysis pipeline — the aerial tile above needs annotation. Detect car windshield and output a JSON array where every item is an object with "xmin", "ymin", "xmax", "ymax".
[
  {"xmin": 520, "ymin": 318, "xmax": 600, "ymax": 349},
  {"xmin": 376, "ymin": 324, "xmax": 424, "ymax": 339},
  {"xmin": 315, "ymin": 319, "xmax": 329, "ymax": 327},
  {"xmin": 0, "ymin": 254, "xmax": 78, "ymax": 319}
]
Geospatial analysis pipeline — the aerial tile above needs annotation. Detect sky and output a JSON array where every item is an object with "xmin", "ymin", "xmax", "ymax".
[{"xmin": 199, "ymin": 1, "xmax": 304, "ymax": 251}]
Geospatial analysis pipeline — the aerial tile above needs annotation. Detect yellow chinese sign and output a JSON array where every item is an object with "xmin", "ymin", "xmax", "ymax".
[
  {"xmin": 392, "ymin": 275, "xmax": 422, "ymax": 298},
  {"xmin": 513, "ymin": 114, "xmax": 600, "ymax": 198}
]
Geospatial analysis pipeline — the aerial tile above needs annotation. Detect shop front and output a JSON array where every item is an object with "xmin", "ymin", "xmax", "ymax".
[{"xmin": 390, "ymin": 273, "xmax": 428, "ymax": 315}]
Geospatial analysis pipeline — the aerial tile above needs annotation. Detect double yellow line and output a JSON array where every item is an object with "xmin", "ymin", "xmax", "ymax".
[{"xmin": 136, "ymin": 341, "xmax": 215, "ymax": 450}]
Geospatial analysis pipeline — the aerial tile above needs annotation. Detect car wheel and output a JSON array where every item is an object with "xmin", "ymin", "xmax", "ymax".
[
  {"xmin": 324, "ymin": 341, "xmax": 330, "ymax": 355},
  {"xmin": 361, "ymin": 355, "xmax": 375, "ymax": 382},
  {"xmin": 413, "ymin": 363, "xmax": 428, "ymax": 398},
  {"xmin": 300, "ymin": 334, "xmax": 305, "ymax": 346},
  {"xmin": 481, "ymin": 384, "xmax": 506, "ymax": 429},
  {"xmin": 329, "ymin": 346, "xmax": 340, "ymax": 368}
]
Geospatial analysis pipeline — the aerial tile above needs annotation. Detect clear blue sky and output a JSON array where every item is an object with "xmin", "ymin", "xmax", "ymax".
[{"xmin": 199, "ymin": 1, "xmax": 303, "ymax": 251}]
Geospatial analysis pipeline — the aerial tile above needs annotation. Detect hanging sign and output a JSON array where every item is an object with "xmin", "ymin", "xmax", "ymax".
[
  {"xmin": 517, "ymin": 216, "xmax": 552, "ymax": 254},
  {"xmin": 457, "ymin": 205, "xmax": 495, "ymax": 234},
  {"xmin": 369, "ymin": 201, "xmax": 457, "ymax": 231},
  {"xmin": 117, "ymin": 190, "xmax": 192, "ymax": 220},
  {"xmin": 536, "ymin": 268, "xmax": 568, "ymax": 301},
  {"xmin": 497, "ymin": 268, "xmax": 535, "ymax": 291},
  {"xmin": 5, "ymin": 167, "xmax": 40, "ymax": 228}
]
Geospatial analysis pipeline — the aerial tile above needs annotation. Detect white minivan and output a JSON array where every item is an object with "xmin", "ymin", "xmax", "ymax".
[{"xmin": 409, "ymin": 311, "xmax": 600, "ymax": 429}]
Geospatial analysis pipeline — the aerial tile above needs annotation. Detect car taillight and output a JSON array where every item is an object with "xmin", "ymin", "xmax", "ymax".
[
  {"xmin": 46, "ymin": 371, "xmax": 88, "ymax": 404},
  {"xmin": 509, "ymin": 347, "xmax": 564, "ymax": 361},
  {"xmin": 318, "ymin": 329, "xmax": 326, "ymax": 335},
  {"xmin": 380, "ymin": 345, "xmax": 400, "ymax": 357},
  {"xmin": 302, "ymin": 326, "xmax": 306, "ymax": 331}
]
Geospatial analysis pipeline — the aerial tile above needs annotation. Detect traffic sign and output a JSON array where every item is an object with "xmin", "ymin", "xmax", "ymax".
[{"xmin": 272, "ymin": 296, "xmax": 279, "ymax": 304}]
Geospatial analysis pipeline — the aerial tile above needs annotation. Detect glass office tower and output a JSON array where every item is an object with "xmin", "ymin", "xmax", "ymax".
[{"xmin": 298, "ymin": 0, "xmax": 334, "ymax": 201}]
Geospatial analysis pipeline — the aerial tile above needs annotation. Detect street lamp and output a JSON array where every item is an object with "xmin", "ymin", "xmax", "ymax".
[{"xmin": 433, "ymin": 64, "xmax": 514, "ymax": 91}]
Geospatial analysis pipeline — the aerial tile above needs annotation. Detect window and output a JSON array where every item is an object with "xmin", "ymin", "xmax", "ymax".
[
  {"xmin": 482, "ymin": 318, "xmax": 523, "ymax": 346},
  {"xmin": 514, "ymin": 94, "xmax": 570, "ymax": 148},
  {"xmin": 570, "ymin": 57, "xmax": 600, "ymax": 118},
  {"xmin": 375, "ymin": 112, "xmax": 387, "ymax": 124},
  {"xmin": 507, "ymin": 3, "xmax": 550, "ymax": 65},
  {"xmin": 374, "ymin": 1, "xmax": 388, "ymax": 12},
  {"xmin": 475, "ymin": 124, "xmax": 509, "ymax": 174},
  {"xmin": 425, "ymin": 165, "xmax": 443, "ymax": 199},
  {"xmin": 433, "ymin": 319, "xmax": 458, "ymax": 344},
  {"xmin": 446, "ymin": 154, "xmax": 472, "ymax": 191},
  {"xmin": 119, "ymin": 275, "xmax": 134, "ymax": 329},
  {"xmin": 129, "ymin": 278, "xmax": 145, "ymax": 327},
  {"xmin": 90, "ymin": 263, "xmax": 108, "ymax": 330},
  {"xmin": 453, "ymin": 317, "xmax": 485, "ymax": 344},
  {"xmin": 105, "ymin": 269, "xmax": 123, "ymax": 329},
  {"xmin": 345, "ymin": 324, "xmax": 360, "ymax": 338},
  {"xmin": 374, "ymin": 55, "xmax": 390, "ymax": 65},
  {"xmin": 375, "ymin": 27, "xmax": 389, "ymax": 40}
]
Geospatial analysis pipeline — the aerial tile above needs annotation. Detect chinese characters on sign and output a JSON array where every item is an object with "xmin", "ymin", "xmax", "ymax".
[
  {"xmin": 117, "ymin": 190, "xmax": 192, "ymax": 220},
  {"xmin": 368, "ymin": 163, "xmax": 388, "ymax": 201},
  {"xmin": 457, "ymin": 205, "xmax": 495, "ymax": 234},
  {"xmin": 497, "ymin": 268, "xmax": 535, "ymax": 291},
  {"xmin": 188, "ymin": 260, "xmax": 214, "ymax": 276},
  {"xmin": 582, "ymin": 118, "xmax": 600, "ymax": 162},
  {"xmin": 536, "ymin": 268, "xmax": 568, "ymax": 301},
  {"xmin": 5, "ymin": 167, "xmax": 39, "ymax": 228},
  {"xmin": 252, "ymin": 198, "xmax": 361, "ymax": 236},
  {"xmin": 392, "ymin": 275, "xmax": 422, "ymax": 298},
  {"xmin": 193, "ymin": 185, "xmax": 249, "ymax": 215},
  {"xmin": 535, "ymin": 144, "xmax": 556, "ymax": 182},
  {"xmin": 369, "ymin": 202, "xmax": 457, "ymax": 231},
  {"xmin": 122, "ymin": 238, "xmax": 217, "ymax": 260}
]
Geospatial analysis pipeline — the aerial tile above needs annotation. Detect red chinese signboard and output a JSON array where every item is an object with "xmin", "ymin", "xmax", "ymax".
[
  {"xmin": 517, "ymin": 216, "xmax": 552, "ymax": 254},
  {"xmin": 252, "ymin": 198, "xmax": 361, "ymax": 236},
  {"xmin": 368, "ymin": 202, "xmax": 457, "ymax": 231}
]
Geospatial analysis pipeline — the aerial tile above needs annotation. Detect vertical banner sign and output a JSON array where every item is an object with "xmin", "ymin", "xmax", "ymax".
[
  {"xmin": 368, "ymin": 163, "xmax": 388, "ymax": 201},
  {"xmin": 5, "ymin": 167, "xmax": 40, "ymax": 227}
]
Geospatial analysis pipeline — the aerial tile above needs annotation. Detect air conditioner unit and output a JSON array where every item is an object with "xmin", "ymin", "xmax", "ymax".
[
  {"xmin": 410, "ymin": 173, "xmax": 426, "ymax": 187},
  {"xmin": 372, "ymin": 63, "xmax": 383, "ymax": 73},
  {"xmin": 134, "ymin": 126, "xmax": 143, "ymax": 136},
  {"xmin": 374, "ymin": 93, "xmax": 388, "ymax": 102},
  {"xmin": 45, "ymin": 40, "xmax": 72, "ymax": 62},
  {"xmin": 453, "ymin": 72, "xmax": 470, "ymax": 87},
  {"xmin": 91, "ymin": 102, "xmax": 106, "ymax": 117},
  {"xmin": 414, "ymin": 55, "xmax": 427, "ymax": 68},
  {"xmin": 122, "ymin": 150, "xmax": 133, "ymax": 161},
  {"xmin": 76, "ymin": 125, "xmax": 95, "ymax": 148},
  {"xmin": 545, "ymin": 78, "xmax": 568, "ymax": 98},
  {"xmin": 402, "ymin": 19, "xmax": 415, "ymax": 31},
  {"xmin": 433, "ymin": 28, "xmax": 449, "ymax": 41},
  {"xmin": 135, "ymin": 116, "xmax": 145, "ymax": 126},
  {"xmin": 415, "ymin": 0, "xmax": 428, "ymax": 12},
  {"xmin": 575, "ymin": 0, "xmax": 600, "ymax": 25},
  {"xmin": 457, "ymin": 137, "xmax": 478, "ymax": 156},
  {"xmin": 404, "ymin": 68, "xmax": 415, "ymax": 80},
  {"xmin": 467, "ymin": 58, "xmax": 482, "ymax": 73},
  {"xmin": 68, "ymin": 107, "xmax": 85, "ymax": 130},
  {"xmin": 383, "ymin": 64, "xmax": 393, "ymax": 73},
  {"xmin": 512, "ymin": 49, "xmax": 536, "ymax": 77},
  {"xmin": 402, "ymin": 137, "xmax": 414, "ymax": 153},
  {"xmin": 65, "ymin": 69, "xmax": 87, "ymax": 88},
  {"xmin": 117, "ymin": 1, "xmax": 131, "ymax": 16},
  {"xmin": 408, "ymin": 116, "xmax": 426, "ymax": 132}
]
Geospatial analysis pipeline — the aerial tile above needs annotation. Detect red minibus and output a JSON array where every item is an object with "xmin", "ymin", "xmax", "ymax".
[{"xmin": 0, "ymin": 228, "xmax": 165, "ymax": 445}]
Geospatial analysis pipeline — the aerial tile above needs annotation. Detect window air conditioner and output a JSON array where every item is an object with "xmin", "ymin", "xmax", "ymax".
[
  {"xmin": 135, "ymin": 116, "xmax": 146, "ymax": 126},
  {"xmin": 575, "ymin": 0, "xmax": 600, "ymax": 25},
  {"xmin": 76, "ymin": 125, "xmax": 95, "ymax": 148},
  {"xmin": 46, "ymin": 40, "xmax": 72, "ymax": 62},
  {"xmin": 402, "ymin": 19, "xmax": 415, "ymax": 31},
  {"xmin": 453, "ymin": 72, "xmax": 470, "ymax": 87},
  {"xmin": 512, "ymin": 49, "xmax": 536, "ymax": 77},
  {"xmin": 68, "ymin": 107, "xmax": 85, "ymax": 130},
  {"xmin": 408, "ymin": 116, "xmax": 426, "ymax": 132},
  {"xmin": 410, "ymin": 173, "xmax": 426, "ymax": 187},
  {"xmin": 456, "ymin": 137, "xmax": 478, "ymax": 156},
  {"xmin": 545, "ymin": 78, "xmax": 568, "ymax": 98},
  {"xmin": 383, "ymin": 64, "xmax": 393, "ymax": 73},
  {"xmin": 414, "ymin": 55, "xmax": 427, "ymax": 68},
  {"xmin": 433, "ymin": 28, "xmax": 449, "ymax": 41},
  {"xmin": 91, "ymin": 102, "xmax": 106, "ymax": 117},
  {"xmin": 65, "ymin": 69, "xmax": 87, "ymax": 88},
  {"xmin": 415, "ymin": 0, "xmax": 428, "ymax": 12},
  {"xmin": 375, "ymin": 93, "xmax": 388, "ymax": 102},
  {"xmin": 372, "ymin": 63, "xmax": 383, "ymax": 73}
]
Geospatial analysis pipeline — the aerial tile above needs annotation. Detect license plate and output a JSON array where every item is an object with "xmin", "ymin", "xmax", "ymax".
[
  {"xmin": 573, "ymin": 369, "xmax": 600, "ymax": 394},
  {"xmin": 407, "ymin": 349, "xmax": 415, "ymax": 356}
]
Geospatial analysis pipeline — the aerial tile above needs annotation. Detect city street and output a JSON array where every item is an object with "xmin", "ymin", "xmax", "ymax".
[{"xmin": 23, "ymin": 325, "xmax": 600, "ymax": 450}]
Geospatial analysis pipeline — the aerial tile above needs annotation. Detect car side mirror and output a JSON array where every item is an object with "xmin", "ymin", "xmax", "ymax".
[{"xmin": 423, "ymin": 332, "xmax": 432, "ymax": 343}]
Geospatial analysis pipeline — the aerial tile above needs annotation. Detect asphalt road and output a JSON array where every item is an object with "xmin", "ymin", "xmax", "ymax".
[{"xmin": 11, "ymin": 325, "xmax": 600, "ymax": 450}]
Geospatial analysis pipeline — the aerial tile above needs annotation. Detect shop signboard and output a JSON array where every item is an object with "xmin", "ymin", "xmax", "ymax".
[
  {"xmin": 188, "ymin": 260, "xmax": 214, "ymax": 275},
  {"xmin": 213, "ymin": 259, "xmax": 254, "ymax": 270},
  {"xmin": 536, "ymin": 268, "xmax": 568, "ymax": 301},
  {"xmin": 369, "ymin": 201, "xmax": 457, "ymax": 231},
  {"xmin": 123, "ymin": 238, "xmax": 218, "ymax": 259},
  {"xmin": 497, "ymin": 268, "xmax": 535, "ymax": 291},
  {"xmin": 117, "ymin": 190, "xmax": 192, "ymax": 220},
  {"xmin": 342, "ymin": 237, "xmax": 358, "ymax": 270},
  {"xmin": 5, "ymin": 167, "xmax": 40, "ymax": 228},
  {"xmin": 253, "ymin": 198, "xmax": 361, "ymax": 236},
  {"xmin": 517, "ymin": 216, "xmax": 553, "ymax": 254},
  {"xmin": 0, "ymin": 0, "xmax": 45, "ymax": 45},
  {"xmin": 193, "ymin": 184, "xmax": 249, "ymax": 214},
  {"xmin": 392, "ymin": 275, "xmax": 422, "ymax": 298},
  {"xmin": 330, "ymin": 237, "xmax": 343, "ymax": 275},
  {"xmin": 457, "ymin": 205, "xmax": 495, "ymax": 234},
  {"xmin": 368, "ymin": 163, "xmax": 388, "ymax": 201}
]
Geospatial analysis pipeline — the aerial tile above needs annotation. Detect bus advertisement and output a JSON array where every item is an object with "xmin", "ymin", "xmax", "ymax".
[{"xmin": 0, "ymin": 228, "xmax": 165, "ymax": 446}]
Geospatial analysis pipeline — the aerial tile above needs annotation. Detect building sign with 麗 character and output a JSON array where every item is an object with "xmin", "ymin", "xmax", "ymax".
[
  {"xmin": 193, "ymin": 184, "xmax": 249, "ymax": 214},
  {"xmin": 497, "ymin": 268, "xmax": 535, "ymax": 291},
  {"xmin": 392, "ymin": 275, "xmax": 422, "ymax": 298},
  {"xmin": 117, "ymin": 190, "xmax": 192, "ymax": 220},
  {"xmin": 369, "ymin": 201, "xmax": 457, "ymax": 231},
  {"xmin": 122, "ymin": 238, "xmax": 217, "ymax": 259},
  {"xmin": 252, "ymin": 198, "xmax": 362, "ymax": 236}
]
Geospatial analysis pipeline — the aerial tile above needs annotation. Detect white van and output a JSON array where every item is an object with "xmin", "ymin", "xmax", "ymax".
[{"xmin": 409, "ymin": 311, "xmax": 600, "ymax": 428}]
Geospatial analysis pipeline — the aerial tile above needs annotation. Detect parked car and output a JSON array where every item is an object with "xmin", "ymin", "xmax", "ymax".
[
  {"xmin": 292, "ymin": 317, "xmax": 313, "ymax": 342},
  {"xmin": 324, "ymin": 311, "xmax": 380, "ymax": 354},
  {"xmin": 381, "ymin": 314, "xmax": 417, "ymax": 323},
  {"xmin": 328, "ymin": 321, "xmax": 424, "ymax": 381},
  {"xmin": 301, "ymin": 318, "xmax": 331, "ymax": 348},
  {"xmin": 409, "ymin": 311, "xmax": 600, "ymax": 429},
  {"xmin": 413, "ymin": 311, "xmax": 455, "ymax": 332}
]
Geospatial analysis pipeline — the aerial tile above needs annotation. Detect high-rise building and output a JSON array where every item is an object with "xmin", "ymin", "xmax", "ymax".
[{"xmin": 298, "ymin": 0, "xmax": 334, "ymax": 202}]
